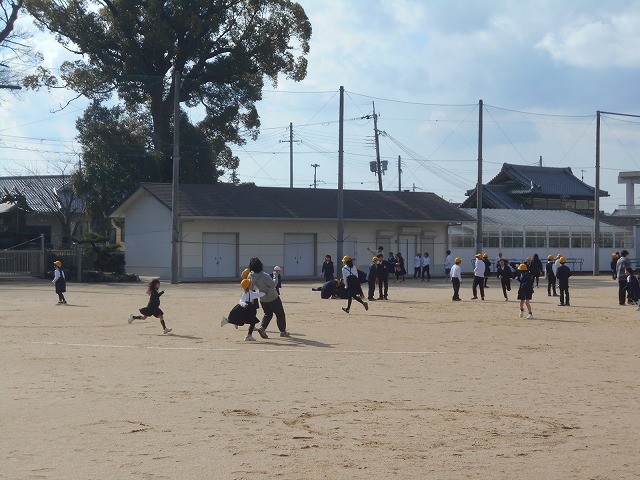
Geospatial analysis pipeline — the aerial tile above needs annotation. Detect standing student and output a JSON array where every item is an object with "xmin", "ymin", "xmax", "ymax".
[
  {"xmin": 444, "ymin": 250, "xmax": 453, "ymax": 282},
  {"xmin": 556, "ymin": 257, "xmax": 572, "ymax": 307},
  {"xmin": 394, "ymin": 252, "xmax": 406, "ymax": 282},
  {"xmin": 610, "ymin": 253, "xmax": 619, "ymax": 280},
  {"xmin": 376, "ymin": 253, "xmax": 389, "ymax": 300},
  {"xmin": 471, "ymin": 253, "xmax": 486, "ymax": 300},
  {"xmin": 482, "ymin": 253, "xmax": 491, "ymax": 288},
  {"xmin": 271, "ymin": 266, "xmax": 282, "ymax": 295},
  {"xmin": 341, "ymin": 255, "xmax": 368, "ymax": 313},
  {"xmin": 616, "ymin": 250, "xmax": 632, "ymax": 305},
  {"xmin": 52, "ymin": 260, "xmax": 67, "ymax": 305},
  {"xmin": 248, "ymin": 257, "xmax": 289, "ymax": 338},
  {"xmin": 367, "ymin": 257, "xmax": 378, "ymax": 301},
  {"xmin": 421, "ymin": 253, "xmax": 431, "ymax": 282},
  {"xmin": 516, "ymin": 263, "xmax": 534, "ymax": 319},
  {"xmin": 530, "ymin": 253, "xmax": 543, "ymax": 287},
  {"xmin": 128, "ymin": 278, "xmax": 172, "ymax": 334},
  {"xmin": 496, "ymin": 258, "xmax": 513, "ymax": 301},
  {"xmin": 450, "ymin": 257, "xmax": 462, "ymax": 301},
  {"xmin": 221, "ymin": 279, "xmax": 266, "ymax": 341},
  {"xmin": 413, "ymin": 253, "xmax": 422, "ymax": 279},
  {"xmin": 321, "ymin": 254, "xmax": 335, "ymax": 283},
  {"xmin": 545, "ymin": 255, "xmax": 557, "ymax": 297}
]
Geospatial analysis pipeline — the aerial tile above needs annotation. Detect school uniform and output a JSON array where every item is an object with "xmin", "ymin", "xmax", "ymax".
[
  {"xmin": 556, "ymin": 264, "xmax": 571, "ymax": 306},
  {"xmin": 546, "ymin": 261, "xmax": 557, "ymax": 296},
  {"xmin": 321, "ymin": 260, "xmax": 335, "ymax": 282},
  {"xmin": 227, "ymin": 291, "xmax": 266, "ymax": 326},
  {"xmin": 320, "ymin": 280, "xmax": 338, "ymax": 299},
  {"xmin": 472, "ymin": 258, "xmax": 485, "ymax": 300},
  {"xmin": 367, "ymin": 263, "xmax": 378, "ymax": 300},
  {"xmin": 377, "ymin": 259, "xmax": 389, "ymax": 299},
  {"xmin": 616, "ymin": 255, "xmax": 632, "ymax": 305},
  {"xmin": 516, "ymin": 271, "xmax": 534, "ymax": 301},
  {"xmin": 625, "ymin": 274, "xmax": 640, "ymax": 304},
  {"xmin": 140, "ymin": 289, "xmax": 164, "ymax": 317},
  {"xmin": 450, "ymin": 263, "xmax": 462, "ymax": 300},
  {"xmin": 496, "ymin": 264, "xmax": 512, "ymax": 300}
]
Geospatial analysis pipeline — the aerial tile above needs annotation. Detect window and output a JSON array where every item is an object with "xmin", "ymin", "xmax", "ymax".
[
  {"xmin": 571, "ymin": 232, "xmax": 592, "ymax": 248},
  {"xmin": 482, "ymin": 231, "xmax": 500, "ymax": 248},
  {"xmin": 449, "ymin": 226, "xmax": 475, "ymax": 248},
  {"xmin": 598, "ymin": 232, "xmax": 613, "ymax": 248},
  {"xmin": 525, "ymin": 231, "xmax": 546, "ymax": 248},
  {"xmin": 549, "ymin": 231, "xmax": 570, "ymax": 248},
  {"xmin": 502, "ymin": 230, "xmax": 523, "ymax": 248}
]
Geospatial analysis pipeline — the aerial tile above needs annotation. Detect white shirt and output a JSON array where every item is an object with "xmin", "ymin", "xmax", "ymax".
[
  {"xmin": 553, "ymin": 258, "xmax": 561, "ymax": 276},
  {"xmin": 239, "ymin": 290, "xmax": 265, "ymax": 307},
  {"xmin": 444, "ymin": 255, "xmax": 452, "ymax": 268},
  {"xmin": 342, "ymin": 264, "xmax": 358, "ymax": 283},
  {"xmin": 414, "ymin": 256, "xmax": 422, "ymax": 268},
  {"xmin": 474, "ymin": 258, "xmax": 486, "ymax": 277},
  {"xmin": 450, "ymin": 263, "xmax": 462, "ymax": 280},
  {"xmin": 423, "ymin": 257, "xmax": 431, "ymax": 267}
]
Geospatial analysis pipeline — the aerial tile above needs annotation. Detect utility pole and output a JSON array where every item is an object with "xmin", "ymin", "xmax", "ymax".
[
  {"xmin": 397, "ymin": 155, "xmax": 402, "ymax": 192},
  {"xmin": 170, "ymin": 68, "xmax": 181, "ymax": 284},
  {"xmin": 280, "ymin": 122, "xmax": 301, "ymax": 188},
  {"xmin": 539, "ymin": 155, "xmax": 543, "ymax": 167},
  {"xmin": 475, "ymin": 99, "xmax": 483, "ymax": 255},
  {"xmin": 372, "ymin": 102, "xmax": 383, "ymax": 192},
  {"xmin": 594, "ymin": 110, "xmax": 601, "ymax": 276},
  {"xmin": 337, "ymin": 87, "xmax": 344, "ymax": 263},
  {"xmin": 311, "ymin": 163, "xmax": 320, "ymax": 188}
]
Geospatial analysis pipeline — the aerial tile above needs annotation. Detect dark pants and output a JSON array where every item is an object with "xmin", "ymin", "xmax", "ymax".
[
  {"xmin": 260, "ymin": 296, "xmax": 287, "ymax": 332},
  {"xmin": 422, "ymin": 265, "xmax": 430, "ymax": 281},
  {"xmin": 413, "ymin": 267, "xmax": 420, "ymax": 278},
  {"xmin": 618, "ymin": 279, "xmax": 628, "ymax": 305},
  {"xmin": 378, "ymin": 277, "xmax": 388, "ymax": 298},
  {"xmin": 452, "ymin": 277, "xmax": 461, "ymax": 300},
  {"xmin": 547, "ymin": 274, "xmax": 557, "ymax": 295},
  {"xmin": 559, "ymin": 282, "xmax": 570, "ymax": 305},
  {"xmin": 500, "ymin": 278, "xmax": 511, "ymax": 299},
  {"xmin": 472, "ymin": 276, "xmax": 485, "ymax": 299},
  {"xmin": 367, "ymin": 280, "xmax": 376, "ymax": 299}
]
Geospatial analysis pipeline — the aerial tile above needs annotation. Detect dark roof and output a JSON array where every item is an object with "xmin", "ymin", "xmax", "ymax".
[
  {"xmin": 461, "ymin": 163, "xmax": 608, "ymax": 208},
  {"xmin": 112, "ymin": 183, "xmax": 474, "ymax": 223},
  {"xmin": 0, "ymin": 175, "xmax": 84, "ymax": 214}
]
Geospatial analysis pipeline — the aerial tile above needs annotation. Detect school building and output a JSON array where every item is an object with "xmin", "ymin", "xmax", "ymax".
[
  {"xmin": 449, "ymin": 209, "xmax": 635, "ymax": 273},
  {"xmin": 110, "ymin": 183, "xmax": 474, "ymax": 281}
]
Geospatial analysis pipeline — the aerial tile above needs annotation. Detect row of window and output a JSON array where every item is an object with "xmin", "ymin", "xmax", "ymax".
[{"xmin": 451, "ymin": 232, "xmax": 632, "ymax": 249}]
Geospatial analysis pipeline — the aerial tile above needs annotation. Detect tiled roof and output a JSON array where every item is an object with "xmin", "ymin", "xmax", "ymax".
[
  {"xmin": 112, "ymin": 183, "xmax": 475, "ymax": 223},
  {"xmin": 0, "ymin": 176, "xmax": 84, "ymax": 214},
  {"xmin": 461, "ymin": 208, "xmax": 616, "ymax": 228}
]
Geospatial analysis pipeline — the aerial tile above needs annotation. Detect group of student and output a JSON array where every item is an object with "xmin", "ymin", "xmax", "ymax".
[{"xmin": 449, "ymin": 252, "xmax": 573, "ymax": 319}]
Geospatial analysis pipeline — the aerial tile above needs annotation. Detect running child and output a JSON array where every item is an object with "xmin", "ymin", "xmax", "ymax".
[
  {"xmin": 128, "ymin": 278, "xmax": 172, "ymax": 334},
  {"xmin": 221, "ymin": 278, "xmax": 266, "ymax": 341},
  {"xmin": 516, "ymin": 263, "xmax": 534, "ymax": 319},
  {"xmin": 341, "ymin": 255, "xmax": 368, "ymax": 313}
]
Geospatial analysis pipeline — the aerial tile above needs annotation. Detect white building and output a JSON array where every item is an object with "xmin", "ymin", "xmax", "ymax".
[
  {"xmin": 110, "ymin": 183, "xmax": 473, "ymax": 281},
  {"xmin": 449, "ymin": 209, "xmax": 634, "ymax": 273}
]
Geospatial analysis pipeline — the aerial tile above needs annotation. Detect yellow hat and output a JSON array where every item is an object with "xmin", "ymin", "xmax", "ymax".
[
  {"xmin": 547, "ymin": 255, "xmax": 554, "ymax": 260},
  {"xmin": 454, "ymin": 257, "xmax": 462, "ymax": 263},
  {"xmin": 241, "ymin": 268, "xmax": 251, "ymax": 280},
  {"xmin": 611, "ymin": 253, "xmax": 618, "ymax": 257},
  {"xmin": 240, "ymin": 279, "xmax": 251, "ymax": 290},
  {"xmin": 342, "ymin": 255, "xmax": 351, "ymax": 263},
  {"xmin": 372, "ymin": 257, "xmax": 379, "ymax": 262},
  {"xmin": 53, "ymin": 260, "xmax": 62, "ymax": 267},
  {"xmin": 475, "ymin": 253, "xmax": 483, "ymax": 258},
  {"xmin": 559, "ymin": 257, "xmax": 567, "ymax": 264},
  {"xmin": 517, "ymin": 263, "xmax": 528, "ymax": 271},
  {"xmin": 556, "ymin": 254, "xmax": 562, "ymax": 259},
  {"xmin": 482, "ymin": 253, "xmax": 489, "ymax": 258},
  {"xmin": 526, "ymin": 257, "xmax": 532, "ymax": 261}
]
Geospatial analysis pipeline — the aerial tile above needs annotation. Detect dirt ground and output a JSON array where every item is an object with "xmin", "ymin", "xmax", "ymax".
[{"xmin": 1, "ymin": 274, "xmax": 638, "ymax": 479}]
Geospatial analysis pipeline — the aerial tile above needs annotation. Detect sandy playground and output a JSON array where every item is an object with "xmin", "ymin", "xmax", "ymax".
[{"xmin": 1, "ymin": 274, "xmax": 639, "ymax": 479}]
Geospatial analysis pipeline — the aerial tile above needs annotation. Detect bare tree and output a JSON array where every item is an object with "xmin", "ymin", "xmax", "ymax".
[{"xmin": 1, "ymin": 0, "xmax": 41, "ymax": 91}]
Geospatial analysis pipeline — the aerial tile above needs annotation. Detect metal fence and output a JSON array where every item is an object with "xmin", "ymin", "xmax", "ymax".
[{"xmin": 0, "ymin": 250, "xmax": 44, "ymax": 277}]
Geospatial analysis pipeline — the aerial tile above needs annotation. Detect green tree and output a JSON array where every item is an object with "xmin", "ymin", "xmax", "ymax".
[
  {"xmin": 72, "ymin": 101, "xmax": 160, "ymax": 235},
  {"xmin": 25, "ymin": 0, "xmax": 311, "ymax": 182}
]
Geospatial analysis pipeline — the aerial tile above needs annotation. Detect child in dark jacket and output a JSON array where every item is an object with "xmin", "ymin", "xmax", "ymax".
[
  {"xmin": 556, "ymin": 257, "xmax": 572, "ymax": 307},
  {"xmin": 496, "ymin": 258, "xmax": 513, "ymax": 301},
  {"xmin": 367, "ymin": 257, "xmax": 378, "ymax": 300},
  {"xmin": 624, "ymin": 266, "xmax": 640, "ymax": 309},
  {"xmin": 129, "ymin": 278, "xmax": 172, "ymax": 334},
  {"xmin": 516, "ymin": 263, "xmax": 534, "ymax": 319}
]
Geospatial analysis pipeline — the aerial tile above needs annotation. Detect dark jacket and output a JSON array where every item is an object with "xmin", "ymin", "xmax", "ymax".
[
  {"xmin": 556, "ymin": 264, "xmax": 571, "ymax": 285},
  {"xmin": 529, "ymin": 257, "xmax": 543, "ymax": 277},
  {"xmin": 496, "ymin": 264, "xmax": 513, "ymax": 280},
  {"xmin": 322, "ymin": 260, "xmax": 335, "ymax": 280}
]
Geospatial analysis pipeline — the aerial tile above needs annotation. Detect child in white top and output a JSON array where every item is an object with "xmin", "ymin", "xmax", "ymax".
[{"xmin": 221, "ymin": 279, "xmax": 266, "ymax": 341}]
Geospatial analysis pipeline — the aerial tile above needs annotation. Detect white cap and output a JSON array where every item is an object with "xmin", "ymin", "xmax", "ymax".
[{"xmin": 273, "ymin": 266, "xmax": 282, "ymax": 271}]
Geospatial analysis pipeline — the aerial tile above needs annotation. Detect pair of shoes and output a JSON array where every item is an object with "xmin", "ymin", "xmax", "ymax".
[
  {"xmin": 57, "ymin": 301, "xmax": 63, "ymax": 305},
  {"xmin": 377, "ymin": 297, "xmax": 384, "ymax": 300},
  {"xmin": 558, "ymin": 303, "xmax": 565, "ymax": 306},
  {"xmin": 452, "ymin": 298, "xmax": 461, "ymax": 301},
  {"xmin": 566, "ymin": 303, "xmax": 571, "ymax": 307},
  {"xmin": 367, "ymin": 297, "xmax": 376, "ymax": 301},
  {"xmin": 342, "ymin": 307, "xmax": 349, "ymax": 313},
  {"xmin": 383, "ymin": 296, "xmax": 388, "ymax": 300},
  {"xmin": 256, "ymin": 327, "xmax": 269, "ymax": 339},
  {"xmin": 481, "ymin": 297, "xmax": 485, "ymax": 301},
  {"xmin": 548, "ymin": 293, "xmax": 551, "ymax": 297},
  {"xmin": 62, "ymin": 301, "xmax": 67, "ymax": 304},
  {"xmin": 245, "ymin": 335, "xmax": 256, "ymax": 341},
  {"xmin": 163, "ymin": 328, "xmax": 172, "ymax": 334},
  {"xmin": 220, "ymin": 316, "xmax": 228, "ymax": 327},
  {"xmin": 364, "ymin": 302, "xmax": 369, "ymax": 311},
  {"xmin": 504, "ymin": 297, "xmax": 508, "ymax": 301},
  {"xmin": 471, "ymin": 296, "xmax": 478, "ymax": 300},
  {"xmin": 553, "ymin": 293, "xmax": 559, "ymax": 297},
  {"xmin": 280, "ymin": 331, "xmax": 290, "ymax": 337},
  {"xmin": 519, "ymin": 310, "xmax": 524, "ymax": 318},
  {"xmin": 527, "ymin": 313, "xmax": 533, "ymax": 319},
  {"xmin": 128, "ymin": 314, "xmax": 135, "ymax": 324}
]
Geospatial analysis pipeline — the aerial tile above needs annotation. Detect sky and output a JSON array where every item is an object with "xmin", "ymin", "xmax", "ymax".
[{"xmin": 1, "ymin": 0, "xmax": 639, "ymax": 213}]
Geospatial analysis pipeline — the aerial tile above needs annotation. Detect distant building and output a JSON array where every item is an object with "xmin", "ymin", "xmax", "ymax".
[
  {"xmin": 0, "ymin": 176, "xmax": 87, "ymax": 249},
  {"xmin": 110, "ymin": 183, "xmax": 473, "ymax": 280},
  {"xmin": 460, "ymin": 163, "xmax": 608, "ymax": 217}
]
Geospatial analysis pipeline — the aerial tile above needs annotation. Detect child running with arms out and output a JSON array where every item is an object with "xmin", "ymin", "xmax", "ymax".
[
  {"xmin": 128, "ymin": 278, "xmax": 172, "ymax": 334},
  {"xmin": 221, "ymin": 278, "xmax": 266, "ymax": 341}
]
